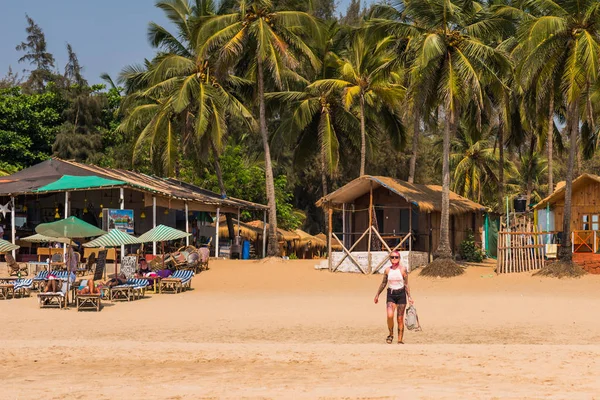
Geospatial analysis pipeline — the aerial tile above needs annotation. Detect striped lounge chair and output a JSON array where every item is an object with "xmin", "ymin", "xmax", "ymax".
[
  {"xmin": 110, "ymin": 279, "xmax": 150, "ymax": 301},
  {"xmin": 37, "ymin": 281, "xmax": 68, "ymax": 309},
  {"xmin": 32, "ymin": 271, "xmax": 49, "ymax": 290},
  {"xmin": 160, "ymin": 270, "xmax": 194, "ymax": 294},
  {"xmin": 13, "ymin": 278, "xmax": 33, "ymax": 298}
]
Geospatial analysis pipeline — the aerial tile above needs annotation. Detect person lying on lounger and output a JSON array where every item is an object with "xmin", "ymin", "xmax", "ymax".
[
  {"xmin": 77, "ymin": 279, "xmax": 101, "ymax": 295},
  {"xmin": 104, "ymin": 273, "xmax": 127, "ymax": 288},
  {"xmin": 43, "ymin": 274, "xmax": 62, "ymax": 292}
]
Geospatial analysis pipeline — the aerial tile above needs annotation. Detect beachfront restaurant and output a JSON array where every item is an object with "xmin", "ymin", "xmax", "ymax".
[
  {"xmin": 317, "ymin": 175, "xmax": 486, "ymax": 273},
  {"xmin": 0, "ymin": 158, "xmax": 268, "ymax": 262}
]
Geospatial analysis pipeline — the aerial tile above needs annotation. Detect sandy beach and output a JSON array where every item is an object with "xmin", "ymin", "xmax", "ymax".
[{"xmin": 2, "ymin": 259, "xmax": 600, "ymax": 399}]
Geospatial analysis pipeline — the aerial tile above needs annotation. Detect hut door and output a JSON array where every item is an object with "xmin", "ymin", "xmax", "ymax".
[{"xmin": 375, "ymin": 207, "xmax": 384, "ymax": 234}]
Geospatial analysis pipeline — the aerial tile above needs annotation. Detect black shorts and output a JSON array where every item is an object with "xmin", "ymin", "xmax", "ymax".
[{"xmin": 386, "ymin": 288, "xmax": 407, "ymax": 305}]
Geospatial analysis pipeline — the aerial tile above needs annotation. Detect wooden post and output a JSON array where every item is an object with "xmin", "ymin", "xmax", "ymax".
[
  {"xmin": 215, "ymin": 207, "xmax": 220, "ymax": 258},
  {"xmin": 120, "ymin": 188, "xmax": 125, "ymax": 262},
  {"xmin": 328, "ymin": 207, "xmax": 333, "ymax": 271},
  {"xmin": 10, "ymin": 196, "xmax": 16, "ymax": 259},
  {"xmin": 152, "ymin": 196, "xmax": 157, "ymax": 256},
  {"xmin": 342, "ymin": 203, "xmax": 346, "ymax": 248},
  {"xmin": 185, "ymin": 202, "xmax": 189, "ymax": 246},
  {"xmin": 262, "ymin": 210, "xmax": 267, "ymax": 258},
  {"xmin": 367, "ymin": 183, "xmax": 373, "ymax": 273},
  {"xmin": 63, "ymin": 191, "xmax": 69, "ymax": 259},
  {"xmin": 409, "ymin": 203, "xmax": 413, "ymax": 254}
]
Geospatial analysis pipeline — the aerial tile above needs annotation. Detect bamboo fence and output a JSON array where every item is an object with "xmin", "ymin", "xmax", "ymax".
[{"xmin": 497, "ymin": 230, "xmax": 546, "ymax": 274}]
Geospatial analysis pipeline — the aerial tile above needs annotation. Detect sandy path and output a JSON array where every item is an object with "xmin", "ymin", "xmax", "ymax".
[{"xmin": 1, "ymin": 259, "xmax": 600, "ymax": 399}]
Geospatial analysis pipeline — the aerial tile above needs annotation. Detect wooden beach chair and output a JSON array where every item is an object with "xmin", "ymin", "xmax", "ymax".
[
  {"xmin": 37, "ymin": 281, "xmax": 68, "ymax": 309},
  {"xmin": 76, "ymin": 252, "xmax": 96, "ymax": 276},
  {"xmin": 110, "ymin": 279, "xmax": 149, "ymax": 301},
  {"xmin": 198, "ymin": 247, "xmax": 210, "ymax": 271},
  {"xmin": 159, "ymin": 270, "xmax": 194, "ymax": 294},
  {"xmin": 5, "ymin": 254, "xmax": 28, "ymax": 277},
  {"xmin": 32, "ymin": 270, "xmax": 49, "ymax": 290},
  {"xmin": 13, "ymin": 278, "xmax": 33, "ymax": 298},
  {"xmin": 50, "ymin": 253, "xmax": 65, "ymax": 270}
]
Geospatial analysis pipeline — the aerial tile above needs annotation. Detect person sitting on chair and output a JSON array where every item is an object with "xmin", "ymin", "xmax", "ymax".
[
  {"xmin": 135, "ymin": 258, "xmax": 151, "ymax": 277},
  {"xmin": 77, "ymin": 279, "xmax": 100, "ymax": 295}
]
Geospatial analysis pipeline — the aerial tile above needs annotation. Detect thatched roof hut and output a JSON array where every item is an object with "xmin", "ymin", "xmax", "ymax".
[
  {"xmin": 315, "ymin": 233, "xmax": 343, "ymax": 251},
  {"xmin": 246, "ymin": 220, "xmax": 300, "ymax": 242},
  {"xmin": 294, "ymin": 229, "xmax": 326, "ymax": 250}
]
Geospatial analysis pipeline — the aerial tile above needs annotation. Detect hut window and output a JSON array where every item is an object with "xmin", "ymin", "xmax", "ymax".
[
  {"xmin": 583, "ymin": 215, "xmax": 590, "ymax": 230},
  {"xmin": 593, "ymin": 215, "xmax": 599, "ymax": 231}
]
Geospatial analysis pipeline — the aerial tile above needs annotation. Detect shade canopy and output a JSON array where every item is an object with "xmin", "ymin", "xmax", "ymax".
[
  {"xmin": 0, "ymin": 238, "xmax": 20, "ymax": 253},
  {"xmin": 36, "ymin": 216, "xmax": 107, "ymax": 239},
  {"xmin": 20, "ymin": 233, "xmax": 71, "ymax": 244},
  {"xmin": 83, "ymin": 229, "xmax": 142, "ymax": 248},
  {"xmin": 36, "ymin": 175, "xmax": 125, "ymax": 192},
  {"xmin": 138, "ymin": 225, "xmax": 190, "ymax": 243}
]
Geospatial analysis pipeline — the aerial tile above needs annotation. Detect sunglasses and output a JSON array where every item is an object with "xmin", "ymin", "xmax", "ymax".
[{"xmin": 390, "ymin": 256, "xmax": 399, "ymax": 259}]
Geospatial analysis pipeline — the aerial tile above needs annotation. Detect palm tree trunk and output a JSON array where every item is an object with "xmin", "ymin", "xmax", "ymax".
[
  {"xmin": 559, "ymin": 103, "xmax": 578, "ymax": 262},
  {"xmin": 320, "ymin": 146, "xmax": 328, "ymax": 197},
  {"xmin": 359, "ymin": 93, "xmax": 366, "ymax": 176},
  {"xmin": 498, "ymin": 107, "xmax": 505, "ymax": 214},
  {"xmin": 526, "ymin": 135, "xmax": 537, "ymax": 208},
  {"xmin": 547, "ymin": 93, "xmax": 554, "ymax": 195},
  {"xmin": 257, "ymin": 57, "xmax": 279, "ymax": 257},
  {"xmin": 408, "ymin": 108, "xmax": 419, "ymax": 183},
  {"xmin": 435, "ymin": 106, "xmax": 453, "ymax": 259},
  {"xmin": 210, "ymin": 140, "xmax": 235, "ymax": 239}
]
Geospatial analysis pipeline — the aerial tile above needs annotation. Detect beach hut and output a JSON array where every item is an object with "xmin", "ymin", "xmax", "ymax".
[
  {"xmin": 293, "ymin": 229, "xmax": 326, "ymax": 259},
  {"xmin": 317, "ymin": 175, "xmax": 486, "ymax": 273},
  {"xmin": 534, "ymin": 173, "xmax": 600, "ymax": 254},
  {"xmin": 245, "ymin": 220, "xmax": 300, "ymax": 256}
]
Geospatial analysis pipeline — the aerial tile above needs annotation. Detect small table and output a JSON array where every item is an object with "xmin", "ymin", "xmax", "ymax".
[
  {"xmin": 0, "ymin": 277, "xmax": 18, "ymax": 284},
  {"xmin": 143, "ymin": 276, "xmax": 162, "ymax": 294},
  {"xmin": 0, "ymin": 284, "xmax": 14, "ymax": 300}
]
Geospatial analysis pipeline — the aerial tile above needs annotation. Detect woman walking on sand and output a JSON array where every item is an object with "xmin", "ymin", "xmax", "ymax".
[{"xmin": 374, "ymin": 251, "xmax": 413, "ymax": 344}]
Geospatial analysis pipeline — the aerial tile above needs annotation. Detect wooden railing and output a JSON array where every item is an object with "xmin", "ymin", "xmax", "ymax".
[{"xmin": 497, "ymin": 231, "xmax": 546, "ymax": 274}]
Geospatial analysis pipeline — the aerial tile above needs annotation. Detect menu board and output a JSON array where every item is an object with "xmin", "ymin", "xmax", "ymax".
[
  {"xmin": 121, "ymin": 255, "xmax": 138, "ymax": 279},
  {"xmin": 94, "ymin": 250, "xmax": 108, "ymax": 281}
]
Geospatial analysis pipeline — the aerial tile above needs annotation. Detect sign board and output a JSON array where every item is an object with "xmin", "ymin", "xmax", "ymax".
[
  {"xmin": 94, "ymin": 250, "xmax": 108, "ymax": 281},
  {"xmin": 102, "ymin": 209, "xmax": 134, "ymax": 234},
  {"xmin": 121, "ymin": 255, "xmax": 138, "ymax": 279}
]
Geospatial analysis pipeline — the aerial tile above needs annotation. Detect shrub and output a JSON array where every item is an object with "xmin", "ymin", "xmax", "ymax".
[{"xmin": 459, "ymin": 232, "xmax": 485, "ymax": 263}]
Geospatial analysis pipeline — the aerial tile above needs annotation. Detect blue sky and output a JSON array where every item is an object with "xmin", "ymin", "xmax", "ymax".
[{"xmin": 1, "ymin": 0, "xmax": 371, "ymax": 85}]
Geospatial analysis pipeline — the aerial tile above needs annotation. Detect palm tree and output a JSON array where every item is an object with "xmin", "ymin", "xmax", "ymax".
[
  {"xmin": 515, "ymin": 0, "xmax": 600, "ymax": 262},
  {"xmin": 371, "ymin": 0, "xmax": 509, "ymax": 258},
  {"xmin": 119, "ymin": 0, "xmax": 256, "ymax": 237},
  {"xmin": 446, "ymin": 119, "xmax": 515, "ymax": 205},
  {"xmin": 196, "ymin": 0, "xmax": 322, "ymax": 256},
  {"xmin": 309, "ymin": 33, "xmax": 405, "ymax": 176}
]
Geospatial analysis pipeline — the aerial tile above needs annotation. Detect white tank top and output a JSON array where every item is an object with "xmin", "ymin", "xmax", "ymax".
[{"xmin": 388, "ymin": 267, "xmax": 404, "ymax": 290}]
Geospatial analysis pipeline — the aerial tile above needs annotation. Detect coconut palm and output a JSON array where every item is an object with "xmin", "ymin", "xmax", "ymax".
[
  {"xmin": 195, "ymin": 0, "xmax": 322, "ymax": 256},
  {"xmin": 514, "ymin": 0, "xmax": 600, "ymax": 262},
  {"xmin": 370, "ymin": 0, "xmax": 510, "ymax": 258},
  {"xmin": 309, "ymin": 33, "xmax": 406, "ymax": 176}
]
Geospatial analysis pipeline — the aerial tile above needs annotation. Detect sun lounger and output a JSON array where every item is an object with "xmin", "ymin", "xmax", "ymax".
[
  {"xmin": 109, "ymin": 279, "xmax": 149, "ymax": 301},
  {"xmin": 38, "ymin": 281, "xmax": 68, "ymax": 309},
  {"xmin": 159, "ymin": 270, "xmax": 194, "ymax": 294},
  {"xmin": 13, "ymin": 278, "xmax": 33, "ymax": 298},
  {"xmin": 0, "ymin": 283, "xmax": 14, "ymax": 300},
  {"xmin": 32, "ymin": 270, "xmax": 49, "ymax": 290}
]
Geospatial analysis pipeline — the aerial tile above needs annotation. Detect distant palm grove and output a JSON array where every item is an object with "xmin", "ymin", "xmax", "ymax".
[{"xmin": 2, "ymin": 0, "xmax": 600, "ymax": 259}]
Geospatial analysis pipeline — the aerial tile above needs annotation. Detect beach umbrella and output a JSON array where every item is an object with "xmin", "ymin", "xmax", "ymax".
[
  {"xmin": 83, "ymin": 229, "xmax": 142, "ymax": 277},
  {"xmin": 21, "ymin": 233, "xmax": 71, "ymax": 244},
  {"xmin": 0, "ymin": 238, "xmax": 19, "ymax": 253},
  {"xmin": 138, "ymin": 225, "xmax": 190, "ymax": 266},
  {"xmin": 35, "ymin": 216, "xmax": 106, "ymax": 306},
  {"xmin": 36, "ymin": 216, "xmax": 106, "ymax": 239},
  {"xmin": 138, "ymin": 225, "xmax": 190, "ymax": 243}
]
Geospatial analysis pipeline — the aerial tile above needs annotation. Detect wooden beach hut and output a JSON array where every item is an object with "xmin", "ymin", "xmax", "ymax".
[
  {"xmin": 293, "ymin": 229, "xmax": 326, "ymax": 259},
  {"xmin": 534, "ymin": 173, "xmax": 600, "ymax": 254},
  {"xmin": 317, "ymin": 175, "xmax": 486, "ymax": 273}
]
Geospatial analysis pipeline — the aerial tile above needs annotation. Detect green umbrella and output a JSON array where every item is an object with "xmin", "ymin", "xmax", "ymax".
[
  {"xmin": 0, "ymin": 238, "xmax": 19, "ymax": 253},
  {"xmin": 21, "ymin": 233, "xmax": 71, "ymax": 244},
  {"xmin": 138, "ymin": 225, "xmax": 190, "ymax": 267},
  {"xmin": 138, "ymin": 225, "xmax": 190, "ymax": 243},
  {"xmin": 83, "ymin": 229, "xmax": 141, "ymax": 247},
  {"xmin": 36, "ymin": 216, "xmax": 106, "ymax": 306},
  {"xmin": 36, "ymin": 216, "xmax": 106, "ymax": 239},
  {"xmin": 83, "ymin": 229, "xmax": 142, "ymax": 277}
]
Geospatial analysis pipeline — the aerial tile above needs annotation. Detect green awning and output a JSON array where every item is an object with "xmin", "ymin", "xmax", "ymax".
[
  {"xmin": 36, "ymin": 175, "xmax": 125, "ymax": 192},
  {"xmin": 36, "ymin": 216, "xmax": 107, "ymax": 239},
  {"xmin": 138, "ymin": 225, "xmax": 190, "ymax": 243},
  {"xmin": 0, "ymin": 239, "xmax": 19, "ymax": 253},
  {"xmin": 83, "ymin": 229, "xmax": 141, "ymax": 248}
]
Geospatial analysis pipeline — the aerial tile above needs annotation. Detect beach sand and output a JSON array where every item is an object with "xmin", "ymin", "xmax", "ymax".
[{"xmin": 2, "ymin": 259, "xmax": 600, "ymax": 399}]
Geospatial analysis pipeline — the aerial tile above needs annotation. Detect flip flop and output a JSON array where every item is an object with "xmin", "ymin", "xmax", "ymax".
[{"xmin": 386, "ymin": 335, "xmax": 393, "ymax": 344}]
